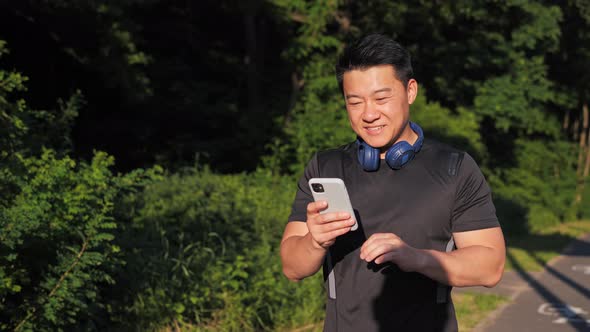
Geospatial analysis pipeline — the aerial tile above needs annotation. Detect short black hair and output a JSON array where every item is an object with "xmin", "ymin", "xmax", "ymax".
[{"xmin": 335, "ymin": 33, "xmax": 414, "ymax": 93}]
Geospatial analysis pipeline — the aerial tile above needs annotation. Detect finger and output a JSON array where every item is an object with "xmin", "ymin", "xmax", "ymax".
[
  {"xmin": 316, "ymin": 212, "xmax": 351, "ymax": 224},
  {"xmin": 374, "ymin": 252, "xmax": 395, "ymax": 265},
  {"xmin": 314, "ymin": 224, "xmax": 353, "ymax": 245},
  {"xmin": 360, "ymin": 240, "xmax": 386, "ymax": 261},
  {"xmin": 361, "ymin": 233, "xmax": 397, "ymax": 254},
  {"xmin": 316, "ymin": 217, "xmax": 355, "ymax": 233},
  {"xmin": 307, "ymin": 200, "xmax": 327, "ymax": 214},
  {"xmin": 367, "ymin": 233, "xmax": 399, "ymax": 242},
  {"xmin": 361, "ymin": 236, "xmax": 401, "ymax": 260},
  {"xmin": 362, "ymin": 243, "xmax": 395, "ymax": 262}
]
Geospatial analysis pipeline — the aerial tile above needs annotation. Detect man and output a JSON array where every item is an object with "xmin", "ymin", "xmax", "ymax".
[{"xmin": 280, "ymin": 34, "xmax": 505, "ymax": 331}]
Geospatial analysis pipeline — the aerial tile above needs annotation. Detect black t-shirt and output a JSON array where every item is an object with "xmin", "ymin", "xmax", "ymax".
[{"xmin": 287, "ymin": 139, "xmax": 500, "ymax": 332}]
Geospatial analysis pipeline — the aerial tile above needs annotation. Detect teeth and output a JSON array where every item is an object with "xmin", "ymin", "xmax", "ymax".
[{"xmin": 367, "ymin": 126, "xmax": 383, "ymax": 131}]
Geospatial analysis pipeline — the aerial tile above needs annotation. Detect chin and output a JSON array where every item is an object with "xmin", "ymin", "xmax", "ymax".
[{"xmin": 361, "ymin": 137, "xmax": 389, "ymax": 149}]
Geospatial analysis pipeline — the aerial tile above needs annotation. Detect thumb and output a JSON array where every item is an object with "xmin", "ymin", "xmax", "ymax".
[{"xmin": 374, "ymin": 252, "xmax": 394, "ymax": 265}]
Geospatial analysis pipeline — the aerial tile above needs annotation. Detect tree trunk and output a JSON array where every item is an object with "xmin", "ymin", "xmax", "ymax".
[
  {"xmin": 574, "ymin": 102, "xmax": 589, "ymax": 209},
  {"xmin": 577, "ymin": 103, "xmax": 589, "ymax": 174},
  {"xmin": 284, "ymin": 71, "xmax": 303, "ymax": 127},
  {"xmin": 583, "ymin": 103, "xmax": 590, "ymax": 178},
  {"xmin": 573, "ymin": 116, "xmax": 580, "ymax": 141}
]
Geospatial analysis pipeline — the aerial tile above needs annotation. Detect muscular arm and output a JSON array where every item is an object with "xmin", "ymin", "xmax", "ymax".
[
  {"xmin": 280, "ymin": 222, "xmax": 327, "ymax": 282},
  {"xmin": 409, "ymin": 153, "xmax": 505, "ymax": 287},
  {"xmin": 417, "ymin": 227, "xmax": 505, "ymax": 287},
  {"xmin": 360, "ymin": 227, "xmax": 505, "ymax": 287},
  {"xmin": 280, "ymin": 201, "xmax": 355, "ymax": 282}
]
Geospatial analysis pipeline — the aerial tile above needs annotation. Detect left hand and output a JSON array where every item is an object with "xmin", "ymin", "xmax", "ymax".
[{"xmin": 360, "ymin": 233, "xmax": 422, "ymax": 272}]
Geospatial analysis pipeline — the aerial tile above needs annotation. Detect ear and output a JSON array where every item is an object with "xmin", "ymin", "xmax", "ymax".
[{"xmin": 406, "ymin": 79, "xmax": 418, "ymax": 105}]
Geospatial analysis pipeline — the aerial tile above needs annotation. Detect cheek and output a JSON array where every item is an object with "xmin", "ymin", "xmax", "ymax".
[
  {"xmin": 347, "ymin": 111, "xmax": 360, "ymax": 124},
  {"xmin": 387, "ymin": 102, "xmax": 406, "ymax": 116}
]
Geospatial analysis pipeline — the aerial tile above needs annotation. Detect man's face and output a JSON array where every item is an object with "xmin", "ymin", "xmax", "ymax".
[{"xmin": 342, "ymin": 65, "xmax": 418, "ymax": 157}]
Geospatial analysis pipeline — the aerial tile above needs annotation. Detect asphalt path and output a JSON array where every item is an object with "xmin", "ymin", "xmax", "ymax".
[{"xmin": 455, "ymin": 233, "xmax": 590, "ymax": 332}]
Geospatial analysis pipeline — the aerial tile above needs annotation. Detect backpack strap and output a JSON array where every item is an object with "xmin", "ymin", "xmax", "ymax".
[{"xmin": 437, "ymin": 151, "xmax": 464, "ymax": 304}]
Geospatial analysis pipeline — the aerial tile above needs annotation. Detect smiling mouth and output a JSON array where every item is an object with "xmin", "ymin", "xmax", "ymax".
[{"xmin": 365, "ymin": 125, "xmax": 384, "ymax": 133}]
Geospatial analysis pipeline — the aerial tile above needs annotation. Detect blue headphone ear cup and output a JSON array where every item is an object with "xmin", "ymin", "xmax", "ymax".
[
  {"xmin": 384, "ymin": 122, "xmax": 424, "ymax": 170},
  {"xmin": 357, "ymin": 122, "xmax": 424, "ymax": 171},
  {"xmin": 358, "ymin": 141, "xmax": 380, "ymax": 171},
  {"xmin": 385, "ymin": 141, "xmax": 414, "ymax": 170}
]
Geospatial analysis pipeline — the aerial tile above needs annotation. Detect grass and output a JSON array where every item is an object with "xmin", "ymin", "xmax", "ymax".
[
  {"xmin": 454, "ymin": 292, "xmax": 508, "ymax": 331},
  {"xmin": 505, "ymin": 220, "xmax": 590, "ymax": 271}
]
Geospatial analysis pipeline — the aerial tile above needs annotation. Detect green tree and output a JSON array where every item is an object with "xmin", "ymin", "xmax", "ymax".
[
  {"xmin": 0, "ymin": 40, "xmax": 157, "ymax": 331},
  {"xmin": 0, "ymin": 151, "xmax": 156, "ymax": 332},
  {"xmin": 548, "ymin": 0, "xmax": 590, "ymax": 217},
  {"xmin": 265, "ymin": 0, "xmax": 355, "ymax": 175},
  {"xmin": 347, "ymin": 1, "xmax": 584, "ymax": 227}
]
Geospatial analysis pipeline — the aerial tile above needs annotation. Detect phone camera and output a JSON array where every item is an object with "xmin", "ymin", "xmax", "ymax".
[{"xmin": 311, "ymin": 183, "xmax": 324, "ymax": 193}]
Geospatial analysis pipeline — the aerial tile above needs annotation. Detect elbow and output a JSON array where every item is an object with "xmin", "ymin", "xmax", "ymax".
[
  {"xmin": 482, "ymin": 273, "xmax": 502, "ymax": 288},
  {"xmin": 280, "ymin": 248, "xmax": 302, "ymax": 282},
  {"xmin": 450, "ymin": 262, "xmax": 504, "ymax": 288},
  {"xmin": 282, "ymin": 266, "xmax": 302, "ymax": 283},
  {"xmin": 480, "ymin": 245, "xmax": 506, "ymax": 288},
  {"xmin": 483, "ymin": 263, "xmax": 505, "ymax": 288}
]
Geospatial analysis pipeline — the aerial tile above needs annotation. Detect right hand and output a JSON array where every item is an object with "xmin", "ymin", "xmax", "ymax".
[{"xmin": 306, "ymin": 201, "xmax": 356, "ymax": 249}]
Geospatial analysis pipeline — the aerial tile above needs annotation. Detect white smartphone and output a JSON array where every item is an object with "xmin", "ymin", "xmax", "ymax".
[{"xmin": 308, "ymin": 178, "xmax": 358, "ymax": 231}]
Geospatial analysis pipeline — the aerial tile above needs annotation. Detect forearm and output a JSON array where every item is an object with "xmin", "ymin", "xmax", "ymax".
[
  {"xmin": 280, "ymin": 232, "xmax": 327, "ymax": 281},
  {"xmin": 414, "ymin": 245, "xmax": 505, "ymax": 287}
]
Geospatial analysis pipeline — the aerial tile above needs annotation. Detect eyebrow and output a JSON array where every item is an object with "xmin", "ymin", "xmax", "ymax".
[
  {"xmin": 345, "ymin": 88, "xmax": 392, "ymax": 100},
  {"xmin": 373, "ymin": 88, "xmax": 392, "ymax": 94}
]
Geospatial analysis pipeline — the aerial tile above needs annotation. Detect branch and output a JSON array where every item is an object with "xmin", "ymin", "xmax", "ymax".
[
  {"xmin": 334, "ymin": 10, "xmax": 351, "ymax": 32},
  {"xmin": 290, "ymin": 12, "xmax": 307, "ymax": 23},
  {"xmin": 14, "ymin": 237, "xmax": 89, "ymax": 331}
]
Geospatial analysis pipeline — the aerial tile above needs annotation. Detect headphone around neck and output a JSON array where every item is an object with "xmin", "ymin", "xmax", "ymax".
[{"xmin": 357, "ymin": 121, "xmax": 424, "ymax": 171}]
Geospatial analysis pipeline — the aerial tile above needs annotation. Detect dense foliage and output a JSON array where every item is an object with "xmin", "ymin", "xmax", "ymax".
[
  {"xmin": 1, "ymin": 1, "xmax": 590, "ymax": 330},
  {"xmin": 105, "ymin": 169, "xmax": 324, "ymax": 331}
]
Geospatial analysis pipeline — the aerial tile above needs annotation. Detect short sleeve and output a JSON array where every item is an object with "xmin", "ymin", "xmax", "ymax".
[
  {"xmin": 451, "ymin": 153, "xmax": 500, "ymax": 232},
  {"xmin": 287, "ymin": 154, "xmax": 320, "ymax": 222}
]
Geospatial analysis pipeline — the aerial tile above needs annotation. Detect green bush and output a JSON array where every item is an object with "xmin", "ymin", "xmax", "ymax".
[
  {"xmin": 581, "ymin": 185, "xmax": 590, "ymax": 220},
  {"xmin": 0, "ymin": 150, "xmax": 157, "ymax": 331},
  {"xmin": 107, "ymin": 167, "xmax": 324, "ymax": 331},
  {"xmin": 489, "ymin": 138, "xmax": 578, "ymax": 233},
  {"xmin": 526, "ymin": 205, "xmax": 562, "ymax": 232},
  {"xmin": 410, "ymin": 91, "xmax": 486, "ymax": 161}
]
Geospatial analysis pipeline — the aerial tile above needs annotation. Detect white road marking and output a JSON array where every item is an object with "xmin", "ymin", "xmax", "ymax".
[
  {"xmin": 538, "ymin": 303, "xmax": 590, "ymax": 325},
  {"xmin": 572, "ymin": 264, "xmax": 590, "ymax": 275}
]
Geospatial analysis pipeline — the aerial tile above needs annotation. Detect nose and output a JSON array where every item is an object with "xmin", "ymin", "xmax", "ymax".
[{"xmin": 362, "ymin": 102, "xmax": 380, "ymax": 122}]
